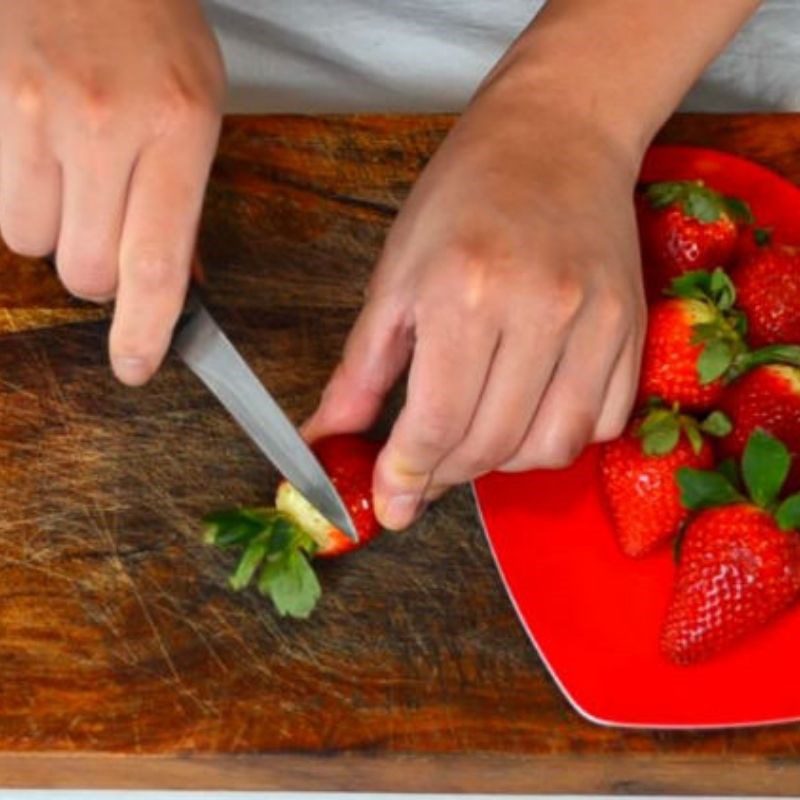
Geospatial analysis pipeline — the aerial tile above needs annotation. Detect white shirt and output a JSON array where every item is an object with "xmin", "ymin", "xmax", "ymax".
[{"xmin": 200, "ymin": 1, "xmax": 800, "ymax": 113}]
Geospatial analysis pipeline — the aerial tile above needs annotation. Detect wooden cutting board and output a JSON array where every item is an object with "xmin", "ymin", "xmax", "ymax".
[{"xmin": 2, "ymin": 113, "xmax": 800, "ymax": 793}]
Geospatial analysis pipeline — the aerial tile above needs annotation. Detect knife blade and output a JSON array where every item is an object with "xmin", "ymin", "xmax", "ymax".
[{"xmin": 173, "ymin": 298, "xmax": 358, "ymax": 542}]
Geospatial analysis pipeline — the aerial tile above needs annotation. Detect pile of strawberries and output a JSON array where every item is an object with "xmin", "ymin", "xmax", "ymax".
[{"xmin": 601, "ymin": 177, "xmax": 800, "ymax": 665}]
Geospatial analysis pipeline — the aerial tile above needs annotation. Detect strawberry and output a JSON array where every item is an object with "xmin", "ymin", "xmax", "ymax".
[
  {"xmin": 731, "ymin": 243, "xmax": 800, "ymax": 346},
  {"xmin": 275, "ymin": 434, "xmax": 382, "ymax": 558},
  {"xmin": 638, "ymin": 270, "xmax": 747, "ymax": 411},
  {"xmin": 639, "ymin": 269, "xmax": 800, "ymax": 412},
  {"xmin": 717, "ymin": 365, "xmax": 800, "ymax": 488},
  {"xmin": 600, "ymin": 406, "xmax": 727, "ymax": 557},
  {"xmin": 203, "ymin": 433, "xmax": 383, "ymax": 618},
  {"xmin": 637, "ymin": 180, "xmax": 752, "ymax": 298},
  {"xmin": 664, "ymin": 430, "xmax": 800, "ymax": 664}
]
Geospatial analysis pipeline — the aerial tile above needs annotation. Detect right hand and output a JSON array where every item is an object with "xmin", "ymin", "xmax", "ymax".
[{"xmin": 0, "ymin": 0, "xmax": 225, "ymax": 385}]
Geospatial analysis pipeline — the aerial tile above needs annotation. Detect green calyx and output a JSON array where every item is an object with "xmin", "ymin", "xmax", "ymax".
[
  {"xmin": 645, "ymin": 180, "xmax": 753, "ymax": 224},
  {"xmin": 203, "ymin": 507, "xmax": 321, "ymax": 618},
  {"xmin": 668, "ymin": 269, "xmax": 800, "ymax": 385},
  {"xmin": 668, "ymin": 269, "xmax": 748, "ymax": 384},
  {"xmin": 677, "ymin": 429, "xmax": 800, "ymax": 531},
  {"xmin": 637, "ymin": 401, "xmax": 731, "ymax": 457}
]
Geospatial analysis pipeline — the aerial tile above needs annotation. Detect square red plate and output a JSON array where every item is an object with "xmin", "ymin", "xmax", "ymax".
[
  {"xmin": 474, "ymin": 448, "xmax": 800, "ymax": 729},
  {"xmin": 472, "ymin": 145, "xmax": 800, "ymax": 729}
]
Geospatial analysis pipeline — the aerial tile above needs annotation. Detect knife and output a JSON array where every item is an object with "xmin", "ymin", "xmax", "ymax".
[{"xmin": 173, "ymin": 294, "xmax": 358, "ymax": 542}]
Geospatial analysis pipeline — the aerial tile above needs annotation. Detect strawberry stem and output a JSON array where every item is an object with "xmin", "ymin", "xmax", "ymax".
[{"xmin": 734, "ymin": 345, "xmax": 800, "ymax": 377}]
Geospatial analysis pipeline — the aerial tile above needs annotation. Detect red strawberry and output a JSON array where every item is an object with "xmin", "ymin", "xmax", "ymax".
[
  {"xmin": 639, "ymin": 296, "xmax": 728, "ymax": 410},
  {"xmin": 600, "ymin": 406, "xmax": 725, "ymax": 557},
  {"xmin": 664, "ymin": 431, "xmax": 800, "ymax": 664},
  {"xmin": 203, "ymin": 433, "xmax": 384, "ymax": 618},
  {"xmin": 638, "ymin": 269, "xmax": 800, "ymax": 412},
  {"xmin": 717, "ymin": 365, "xmax": 800, "ymax": 487},
  {"xmin": 275, "ymin": 434, "xmax": 382, "ymax": 558},
  {"xmin": 731, "ymin": 244, "xmax": 800, "ymax": 346},
  {"xmin": 637, "ymin": 180, "xmax": 752, "ymax": 299}
]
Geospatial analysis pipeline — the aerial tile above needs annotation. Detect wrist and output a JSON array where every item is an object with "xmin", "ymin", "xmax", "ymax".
[{"xmin": 474, "ymin": 47, "xmax": 649, "ymax": 187}]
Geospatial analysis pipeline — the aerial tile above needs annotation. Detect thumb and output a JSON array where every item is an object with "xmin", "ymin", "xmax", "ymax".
[{"xmin": 302, "ymin": 296, "xmax": 412, "ymax": 441}]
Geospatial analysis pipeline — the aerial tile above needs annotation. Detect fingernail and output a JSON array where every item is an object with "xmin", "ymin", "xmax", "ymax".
[
  {"xmin": 379, "ymin": 493, "xmax": 420, "ymax": 531},
  {"xmin": 113, "ymin": 357, "xmax": 150, "ymax": 387}
]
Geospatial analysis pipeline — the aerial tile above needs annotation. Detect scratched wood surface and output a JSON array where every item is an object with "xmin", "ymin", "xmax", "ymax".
[{"xmin": 3, "ymin": 114, "xmax": 800, "ymax": 793}]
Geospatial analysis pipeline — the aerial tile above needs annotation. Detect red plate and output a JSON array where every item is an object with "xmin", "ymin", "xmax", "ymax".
[{"xmin": 473, "ymin": 145, "xmax": 800, "ymax": 729}]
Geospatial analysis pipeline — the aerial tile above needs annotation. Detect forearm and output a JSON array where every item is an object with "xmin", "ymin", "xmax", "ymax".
[{"xmin": 482, "ymin": 0, "xmax": 761, "ymax": 166}]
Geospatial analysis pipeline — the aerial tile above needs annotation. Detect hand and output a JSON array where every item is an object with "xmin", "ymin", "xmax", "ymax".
[
  {"xmin": 305, "ymin": 73, "xmax": 647, "ymax": 530},
  {"xmin": 0, "ymin": 0, "xmax": 225, "ymax": 385}
]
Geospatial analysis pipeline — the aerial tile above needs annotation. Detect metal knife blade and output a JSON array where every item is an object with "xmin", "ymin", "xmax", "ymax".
[{"xmin": 173, "ymin": 300, "xmax": 358, "ymax": 542}]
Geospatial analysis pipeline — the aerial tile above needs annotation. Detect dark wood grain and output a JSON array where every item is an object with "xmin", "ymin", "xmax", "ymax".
[{"xmin": 1, "ymin": 113, "xmax": 800, "ymax": 793}]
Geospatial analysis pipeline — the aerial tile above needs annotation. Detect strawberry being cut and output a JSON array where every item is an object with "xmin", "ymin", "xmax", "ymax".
[
  {"xmin": 275, "ymin": 434, "xmax": 382, "ymax": 558},
  {"xmin": 663, "ymin": 430, "xmax": 800, "ymax": 665},
  {"xmin": 636, "ymin": 180, "xmax": 753, "ymax": 299},
  {"xmin": 600, "ymin": 405, "xmax": 728, "ymax": 558},
  {"xmin": 203, "ymin": 433, "xmax": 383, "ymax": 618},
  {"xmin": 731, "ymin": 243, "xmax": 800, "ymax": 346}
]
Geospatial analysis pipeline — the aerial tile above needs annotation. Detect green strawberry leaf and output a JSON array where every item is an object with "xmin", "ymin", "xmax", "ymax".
[
  {"xmin": 742, "ymin": 429, "xmax": 791, "ymax": 509},
  {"xmin": 691, "ymin": 322, "xmax": 723, "ymax": 342},
  {"xmin": 709, "ymin": 268, "xmax": 736, "ymax": 310},
  {"xmin": 230, "ymin": 536, "xmax": 270, "ymax": 591},
  {"xmin": 754, "ymin": 227, "xmax": 773, "ymax": 246},
  {"xmin": 684, "ymin": 190, "xmax": 721, "ymax": 223},
  {"xmin": 202, "ymin": 508, "xmax": 271, "ymax": 547},
  {"xmin": 669, "ymin": 270, "xmax": 714, "ymax": 300},
  {"xmin": 258, "ymin": 549, "xmax": 322, "ymax": 619},
  {"xmin": 777, "ymin": 493, "xmax": 800, "ymax": 532},
  {"xmin": 697, "ymin": 339, "xmax": 734, "ymax": 384},
  {"xmin": 684, "ymin": 424, "xmax": 704, "ymax": 456},
  {"xmin": 723, "ymin": 196, "xmax": 754, "ymax": 224},
  {"xmin": 700, "ymin": 410, "xmax": 733, "ymax": 438},
  {"xmin": 638, "ymin": 410, "xmax": 681, "ymax": 456},
  {"xmin": 645, "ymin": 181, "xmax": 687, "ymax": 209},
  {"xmin": 716, "ymin": 457, "xmax": 742, "ymax": 491},
  {"xmin": 730, "ymin": 310, "xmax": 749, "ymax": 338},
  {"xmin": 677, "ymin": 467, "xmax": 742, "ymax": 510}
]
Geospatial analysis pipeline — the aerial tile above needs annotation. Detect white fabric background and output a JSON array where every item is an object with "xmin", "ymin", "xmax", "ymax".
[{"xmin": 200, "ymin": 0, "xmax": 800, "ymax": 113}]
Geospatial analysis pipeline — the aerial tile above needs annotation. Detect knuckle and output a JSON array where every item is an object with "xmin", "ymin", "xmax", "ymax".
[
  {"xmin": 413, "ymin": 409, "xmax": 464, "ymax": 455},
  {"xmin": 534, "ymin": 443, "xmax": 581, "ymax": 470},
  {"xmin": 542, "ymin": 272, "xmax": 585, "ymax": 328},
  {"xmin": 597, "ymin": 288, "xmax": 628, "ymax": 332},
  {"xmin": 593, "ymin": 414, "xmax": 628, "ymax": 444},
  {"xmin": 151, "ymin": 71, "xmax": 221, "ymax": 135},
  {"xmin": 57, "ymin": 252, "xmax": 116, "ymax": 301},
  {"xmin": 460, "ymin": 436, "xmax": 520, "ymax": 477},
  {"xmin": 5, "ymin": 73, "xmax": 45, "ymax": 119},
  {"xmin": 0, "ymin": 217, "xmax": 51, "ymax": 258},
  {"xmin": 71, "ymin": 77, "xmax": 116, "ymax": 135}
]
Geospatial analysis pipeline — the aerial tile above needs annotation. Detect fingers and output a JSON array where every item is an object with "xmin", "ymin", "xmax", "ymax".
[
  {"xmin": 499, "ymin": 296, "xmax": 631, "ymax": 473},
  {"xmin": 55, "ymin": 146, "xmax": 134, "ymax": 301},
  {"xmin": 373, "ymin": 304, "xmax": 500, "ymax": 530},
  {"xmin": 302, "ymin": 295, "xmax": 414, "ymax": 442},
  {"xmin": 110, "ymin": 124, "xmax": 218, "ymax": 386},
  {"xmin": 0, "ymin": 103, "xmax": 61, "ymax": 257},
  {"xmin": 425, "ymin": 328, "xmax": 560, "ymax": 492},
  {"xmin": 592, "ymin": 327, "xmax": 644, "ymax": 442}
]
